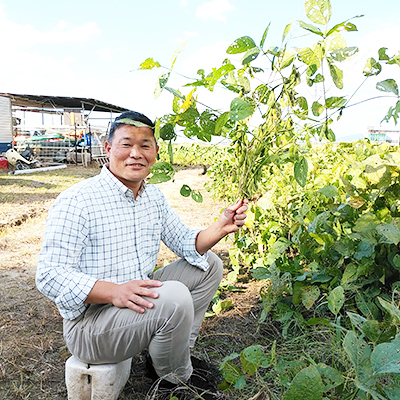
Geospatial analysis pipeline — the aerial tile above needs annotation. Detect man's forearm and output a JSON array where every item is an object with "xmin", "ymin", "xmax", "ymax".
[
  {"xmin": 195, "ymin": 221, "xmax": 227, "ymax": 255},
  {"xmin": 84, "ymin": 280, "xmax": 118, "ymax": 304}
]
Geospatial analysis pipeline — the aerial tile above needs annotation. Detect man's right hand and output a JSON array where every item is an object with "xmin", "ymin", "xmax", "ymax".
[{"xmin": 85, "ymin": 279, "xmax": 163, "ymax": 314}]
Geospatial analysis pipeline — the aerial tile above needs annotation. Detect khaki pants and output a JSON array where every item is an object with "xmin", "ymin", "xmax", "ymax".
[{"xmin": 63, "ymin": 252, "xmax": 223, "ymax": 383}]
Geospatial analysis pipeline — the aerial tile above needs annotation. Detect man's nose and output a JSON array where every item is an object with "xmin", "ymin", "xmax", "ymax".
[{"xmin": 129, "ymin": 146, "xmax": 142, "ymax": 158}]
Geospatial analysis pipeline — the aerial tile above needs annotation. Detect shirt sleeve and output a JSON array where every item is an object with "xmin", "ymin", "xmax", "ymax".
[
  {"xmin": 36, "ymin": 193, "xmax": 97, "ymax": 320},
  {"xmin": 159, "ymin": 192, "xmax": 210, "ymax": 271}
]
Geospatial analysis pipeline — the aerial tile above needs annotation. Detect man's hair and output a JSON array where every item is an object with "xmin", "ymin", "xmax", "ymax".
[{"xmin": 108, "ymin": 111, "xmax": 155, "ymax": 143}]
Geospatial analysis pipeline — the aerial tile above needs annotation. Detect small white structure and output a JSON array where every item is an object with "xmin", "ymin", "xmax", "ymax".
[
  {"xmin": 368, "ymin": 127, "xmax": 400, "ymax": 145},
  {"xmin": 0, "ymin": 96, "xmax": 13, "ymax": 153},
  {"xmin": 65, "ymin": 356, "xmax": 132, "ymax": 400}
]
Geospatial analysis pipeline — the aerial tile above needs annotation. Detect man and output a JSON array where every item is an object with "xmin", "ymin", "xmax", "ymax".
[{"xmin": 36, "ymin": 110, "xmax": 248, "ymax": 397}]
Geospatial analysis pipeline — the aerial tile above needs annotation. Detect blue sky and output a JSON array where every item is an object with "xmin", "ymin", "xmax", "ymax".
[{"xmin": 0, "ymin": 0, "xmax": 399, "ymax": 140}]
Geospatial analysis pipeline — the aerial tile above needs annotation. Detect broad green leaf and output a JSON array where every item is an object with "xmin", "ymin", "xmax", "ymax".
[
  {"xmin": 138, "ymin": 57, "xmax": 161, "ymax": 70},
  {"xmin": 241, "ymin": 47, "xmax": 260, "ymax": 65},
  {"xmin": 363, "ymin": 57, "xmax": 382, "ymax": 77},
  {"xmin": 165, "ymin": 86, "xmax": 185, "ymax": 100},
  {"xmin": 180, "ymin": 184, "xmax": 191, "ymax": 197},
  {"xmin": 377, "ymin": 297, "xmax": 400, "ymax": 323},
  {"xmin": 377, "ymin": 223, "xmax": 400, "ymax": 245},
  {"xmin": 356, "ymin": 293, "xmax": 380, "ymax": 320},
  {"xmin": 212, "ymin": 299, "xmax": 232, "ymax": 314},
  {"xmin": 362, "ymin": 320, "xmax": 382, "ymax": 344},
  {"xmin": 240, "ymin": 345, "xmax": 269, "ymax": 375},
  {"xmin": 159, "ymin": 123, "xmax": 176, "ymax": 140},
  {"xmin": 378, "ymin": 47, "xmax": 390, "ymax": 61},
  {"xmin": 348, "ymin": 196, "xmax": 366, "ymax": 209},
  {"xmin": 371, "ymin": 334, "xmax": 400, "ymax": 374},
  {"xmin": 260, "ymin": 23, "xmax": 270, "ymax": 49},
  {"xmin": 312, "ymin": 101, "xmax": 324, "ymax": 116},
  {"xmin": 266, "ymin": 237, "xmax": 291, "ymax": 265},
  {"xmin": 220, "ymin": 361, "xmax": 244, "ymax": 386},
  {"xmin": 328, "ymin": 63, "xmax": 343, "ymax": 89},
  {"xmin": 294, "ymin": 157, "xmax": 308, "ymax": 187},
  {"xmin": 149, "ymin": 162, "xmax": 175, "ymax": 184},
  {"xmin": 191, "ymin": 190, "xmax": 203, "ymax": 203},
  {"xmin": 342, "ymin": 263, "xmax": 358, "ymax": 285},
  {"xmin": 283, "ymin": 365, "xmax": 324, "ymax": 400},
  {"xmin": 230, "ymin": 98, "xmax": 255, "ymax": 121},
  {"xmin": 381, "ymin": 100, "xmax": 400, "ymax": 125},
  {"xmin": 376, "ymin": 79, "xmax": 399, "ymax": 96},
  {"xmin": 305, "ymin": 0, "xmax": 332, "ymax": 25},
  {"xmin": 327, "ymin": 286, "xmax": 345, "ymax": 316},
  {"xmin": 343, "ymin": 331, "xmax": 374, "ymax": 385},
  {"xmin": 306, "ymin": 317, "xmax": 332, "ymax": 327},
  {"xmin": 215, "ymin": 112, "xmax": 230, "ymax": 134},
  {"xmin": 325, "ymin": 96, "xmax": 346, "ymax": 109},
  {"xmin": 316, "ymin": 363, "xmax": 344, "ymax": 392},
  {"xmin": 329, "ymin": 46, "xmax": 358, "ymax": 62},
  {"xmin": 318, "ymin": 184, "xmax": 339, "ymax": 198},
  {"xmin": 227, "ymin": 36, "xmax": 257, "ymax": 54},
  {"xmin": 298, "ymin": 21, "xmax": 324, "ymax": 36},
  {"xmin": 301, "ymin": 285, "xmax": 320, "ymax": 310},
  {"xmin": 326, "ymin": 20, "xmax": 359, "ymax": 36}
]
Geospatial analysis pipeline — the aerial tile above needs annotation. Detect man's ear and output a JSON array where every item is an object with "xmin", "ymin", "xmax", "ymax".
[{"xmin": 105, "ymin": 141, "xmax": 111, "ymax": 157}]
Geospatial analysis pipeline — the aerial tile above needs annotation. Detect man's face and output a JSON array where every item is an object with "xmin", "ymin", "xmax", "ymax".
[{"xmin": 105, "ymin": 124, "xmax": 158, "ymax": 193}]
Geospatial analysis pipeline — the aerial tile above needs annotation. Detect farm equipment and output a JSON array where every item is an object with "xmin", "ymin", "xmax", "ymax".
[{"xmin": 5, "ymin": 147, "xmax": 41, "ymax": 170}]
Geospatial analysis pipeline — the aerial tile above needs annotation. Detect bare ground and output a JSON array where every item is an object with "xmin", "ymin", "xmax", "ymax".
[{"xmin": 0, "ymin": 166, "xmax": 267, "ymax": 400}]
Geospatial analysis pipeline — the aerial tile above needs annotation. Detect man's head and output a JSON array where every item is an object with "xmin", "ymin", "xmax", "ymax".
[
  {"xmin": 105, "ymin": 111, "xmax": 158, "ymax": 195},
  {"xmin": 108, "ymin": 111, "xmax": 155, "ymax": 143}
]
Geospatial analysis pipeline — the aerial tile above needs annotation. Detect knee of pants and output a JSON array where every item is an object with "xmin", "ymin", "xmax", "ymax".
[
  {"xmin": 156, "ymin": 281, "xmax": 194, "ymax": 327},
  {"xmin": 207, "ymin": 251, "xmax": 224, "ymax": 282}
]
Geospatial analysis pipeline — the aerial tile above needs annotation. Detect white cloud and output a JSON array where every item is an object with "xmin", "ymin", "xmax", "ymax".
[
  {"xmin": 196, "ymin": 0, "xmax": 235, "ymax": 22},
  {"xmin": 183, "ymin": 30, "xmax": 199, "ymax": 38}
]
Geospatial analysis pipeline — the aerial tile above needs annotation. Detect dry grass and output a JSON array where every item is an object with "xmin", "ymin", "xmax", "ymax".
[{"xmin": 0, "ymin": 165, "xmax": 266, "ymax": 400}]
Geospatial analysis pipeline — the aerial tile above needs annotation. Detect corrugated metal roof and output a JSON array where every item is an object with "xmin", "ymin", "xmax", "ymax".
[{"xmin": 0, "ymin": 92, "xmax": 130, "ymax": 113}]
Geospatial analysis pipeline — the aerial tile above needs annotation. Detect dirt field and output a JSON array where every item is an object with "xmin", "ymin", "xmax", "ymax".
[{"xmin": 0, "ymin": 166, "xmax": 265, "ymax": 400}]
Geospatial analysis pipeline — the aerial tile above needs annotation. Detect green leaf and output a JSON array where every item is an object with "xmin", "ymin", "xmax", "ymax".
[
  {"xmin": 378, "ymin": 47, "xmax": 390, "ymax": 61},
  {"xmin": 282, "ymin": 21, "xmax": 292, "ymax": 41},
  {"xmin": 363, "ymin": 57, "xmax": 382, "ymax": 77},
  {"xmin": 305, "ymin": 0, "xmax": 332, "ymax": 25},
  {"xmin": 260, "ymin": 23, "xmax": 271, "ymax": 49},
  {"xmin": 294, "ymin": 157, "xmax": 308, "ymax": 187},
  {"xmin": 301, "ymin": 285, "xmax": 321, "ymax": 310},
  {"xmin": 138, "ymin": 57, "xmax": 161, "ymax": 70},
  {"xmin": 241, "ymin": 47, "xmax": 260, "ymax": 65},
  {"xmin": 180, "ymin": 184, "xmax": 191, "ymax": 197},
  {"xmin": 327, "ymin": 286, "xmax": 345, "ymax": 316},
  {"xmin": 318, "ymin": 184, "xmax": 339, "ymax": 198},
  {"xmin": 191, "ymin": 191, "xmax": 203, "ymax": 203},
  {"xmin": 154, "ymin": 72, "xmax": 171, "ymax": 99},
  {"xmin": 376, "ymin": 79, "xmax": 399, "ymax": 96},
  {"xmin": 230, "ymin": 98, "xmax": 255, "ymax": 121},
  {"xmin": 283, "ymin": 365, "xmax": 324, "ymax": 400},
  {"xmin": 316, "ymin": 363, "xmax": 344, "ymax": 392},
  {"xmin": 171, "ymin": 40, "xmax": 188, "ymax": 69},
  {"xmin": 215, "ymin": 112, "xmax": 230, "ymax": 134},
  {"xmin": 227, "ymin": 36, "xmax": 257, "ymax": 54},
  {"xmin": 312, "ymin": 101, "xmax": 324, "ymax": 116},
  {"xmin": 325, "ymin": 96, "xmax": 346, "ymax": 109},
  {"xmin": 240, "ymin": 345, "xmax": 269, "ymax": 375},
  {"xmin": 328, "ymin": 63, "xmax": 343, "ymax": 89},
  {"xmin": 377, "ymin": 223, "xmax": 400, "ymax": 245},
  {"xmin": 377, "ymin": 297, "xmax": 400, "ymax": 323},
  {"xmin": 159, "ymin": 123, "xmax": 176, "ymax": 140},
  {"xmin": 149, "ymin": 162, "xmax": 175, "ymax": 184},
  {"xmin": 343, "ymin": 331, "xmax": 374, "ymax": 385},
  {"xmin": 298, "ymin": 21, "xmax": 324, "ymax": 37},
  {"xmin": 212, "ymin": 299, "xmax": 232, "ymax": 315},
  {"xmin": 326, "ymin": 20, "xmax": 359, "ymax": 36},
  {"xmin": 371, "ymin": 334, "xmax": 400, "ymax": 374},
  {"xmin": 220, "ymin": 361, "xmax": 244, "ymax": 386}
]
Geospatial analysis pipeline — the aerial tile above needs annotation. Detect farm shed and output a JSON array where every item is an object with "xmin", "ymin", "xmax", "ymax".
[{"xmin": 0, "ymin": 92, "xmax": 129, "ymax": 163}]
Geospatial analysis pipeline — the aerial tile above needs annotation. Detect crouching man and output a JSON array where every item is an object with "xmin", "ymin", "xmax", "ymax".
[{"xmin": 36, "ymin": 110, "xmax": 248, "ymax": 398}]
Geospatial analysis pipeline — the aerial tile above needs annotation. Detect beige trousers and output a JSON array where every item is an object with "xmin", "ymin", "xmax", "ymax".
[{"xmin": 63, "ymin": 252, "xmax": 223, "ymax": 383}]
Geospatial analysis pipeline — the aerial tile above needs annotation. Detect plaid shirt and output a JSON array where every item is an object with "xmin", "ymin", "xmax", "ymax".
[{"xmin": 36, "ymin": 166, "xmax": 208, "ymax": 320}]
